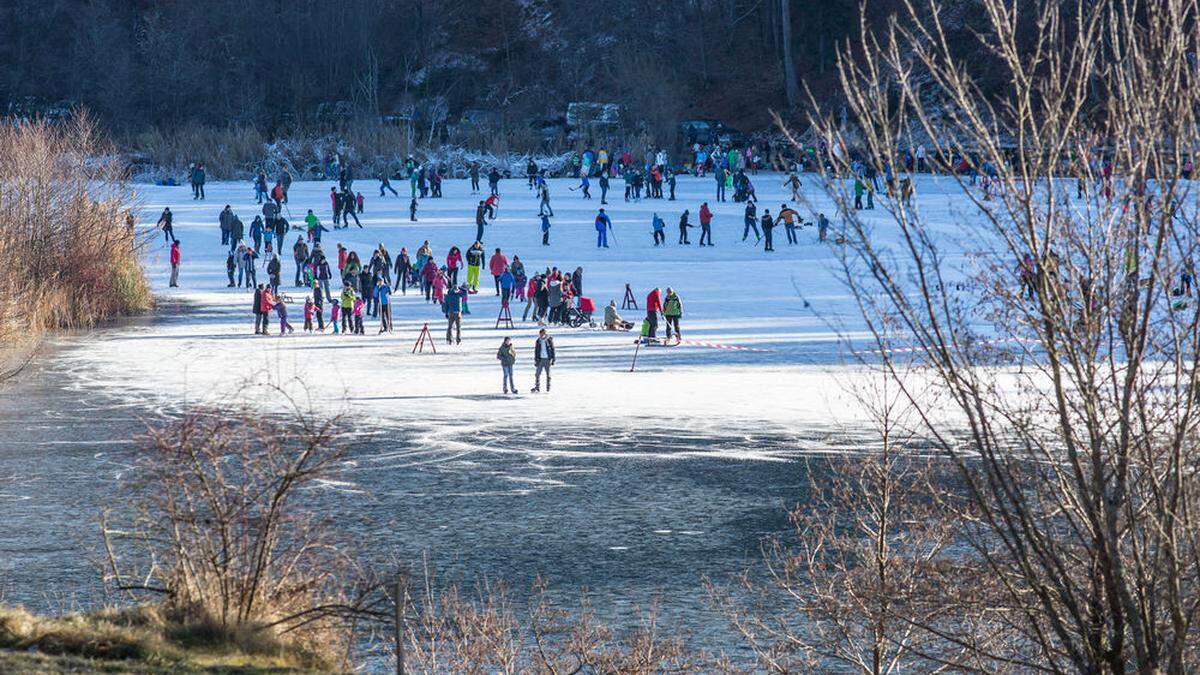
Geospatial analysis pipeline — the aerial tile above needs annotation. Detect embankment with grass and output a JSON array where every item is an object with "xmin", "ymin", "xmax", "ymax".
[{"xmin": 0, "ymin": 114, "xmax": 152, "ymax": 378}]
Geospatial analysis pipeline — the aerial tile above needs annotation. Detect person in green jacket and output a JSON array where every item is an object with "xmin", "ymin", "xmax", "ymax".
[
  {"xmin": 339, "ymin": 284, "xmax": 357, "ymax": 333},
  {"xmin": 497, "ymin": 337, "xmax": 518, "ymax": 394},
  {"xmin": 663, "ymin": 288, "xmax": 683, "ymax": 343}
]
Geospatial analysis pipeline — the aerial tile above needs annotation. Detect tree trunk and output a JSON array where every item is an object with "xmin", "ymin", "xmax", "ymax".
[{"xmin": 780, "ymin": 0, "xmax": 800, "ymax": 108}]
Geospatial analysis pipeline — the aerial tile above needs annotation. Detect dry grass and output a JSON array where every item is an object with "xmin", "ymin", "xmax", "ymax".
[
  {"xmin": 0, "ymin": 604, "xmax": 329, "ymax": 672},
  {"xmin": 0, "ymin": 113, "xmax": 152, "ymax": 378}
]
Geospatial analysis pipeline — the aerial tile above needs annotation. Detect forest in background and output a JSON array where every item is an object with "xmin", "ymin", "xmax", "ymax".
[{"xmin": 0, "ymin": 0, "xmax": 988, "ymax": 147}]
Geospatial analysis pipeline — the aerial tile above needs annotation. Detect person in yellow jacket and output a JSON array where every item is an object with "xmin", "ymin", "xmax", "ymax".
[
  {"xmin": 663, "ymin": 288, "xmax": 683, "ymax": 343},
  {"xmin": 339, "ymin": 284, "xmax": 357, "ymax": 333}
]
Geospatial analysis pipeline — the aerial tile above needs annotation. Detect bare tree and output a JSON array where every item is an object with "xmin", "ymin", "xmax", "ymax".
[{"xmin": 791, "ymin": 0, "xmax": 1200, "ymax": 671}]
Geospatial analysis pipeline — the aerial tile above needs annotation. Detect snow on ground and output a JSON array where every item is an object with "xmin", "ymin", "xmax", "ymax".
[{"xmin": 59, "ymin": 172, "xmax": 982, "ymax": 444}]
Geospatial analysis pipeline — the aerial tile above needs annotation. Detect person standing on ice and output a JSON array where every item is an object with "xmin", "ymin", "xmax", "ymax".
[
  {"xmin": 466, "ymin": 242, "xmax": 485, "ymax": 293},
  {"xmin": 698, "ymin": 202, "xmax": 714, "ymax": 246},
  {"xmin": 249, "ymin": 216, "xmax": 264, "ymax": 253},
  {"xmin": 280, "ymin": 169, "xmax": 292, "ymax": 203},
  {"xmin": 292, "ymin": 237, "xmax": 309, "ymax": 287},
  {"xmin": 254, "ymin": 171, "xmax": 268, "ymax": 204},
  {"xmin": 445, "ymin": 246, "xmax": 463, "ymax": 287},
  {"xmin": 474, "ymin": 201, "xmax": 488, "ymax": 242},
  {"xmin": 469, "ymin": 162, "xmax": 480, "ymax": 193},
  {"xmin": 644, "ymin": 287, "xmax": 662, "ymax": 339},
  {"xmin": 266, "ymin": 254, "xmax": 281, "ymax": 295},
  {"xmin": 667, "ymin": 170, "xmax": 677, "ymax": 200},
  {"xmin": 760, "ymin": 209, "xmax": 776, "ymax": 251},
  {"xmin": 651, "ymin": 213, "xmax": 666, "ymax": 246},
  {"xmin": 168, "ymin": 240, "xmax": 181, "ymax": 287},
  {"xmin": 526, "ymin": 159, "xmax": 538, "ymax": 188},
  {"xmin": 444, "ymin": 285, "xmax": 465, "ymax": 345},
  {"xmin": 817, "ymin": 213, "xmax": 830, "ymax": 242},
  {"xmin": 190, "ymin": 163, "xmax": 206, "ymax": 200},
  {"xmin": 219, "ymin": 205, "xmax": 234, "ymax": 246},
  {"xmin": 743, "ymin": 200, "xmax": 760, "ymax": 242},
  {"xmin": 678, "ymin": 210, "xmax": 694, "ymax": 244},
  {"xmin": 540, "ymin": 213, "xmax": 552, "ymax": 245},
  {"xmin": 375, "ymin": 278, "xmax": 393, "ymax": 333},
  {"xmin": 599, "ymin": 172, "xmax": 610, "ymax": 204},
  {"xmin": 489, "ymin": 248, "xmax": 509, "ymax": 295},
  {"xmin": 595, "ymin": 209, "xmax": 613, "ymax": 248},
  {"xmin": 538, "ymin": 182, "xmax": 554, "ymax": 216},
  {"xmin": 776, "ymin": 204, "xmax": 801, "ymax": 245},
  {"xmin": 714, "ymin": 169, "xmax": 726, "ymax": 202},
  {"xmin": 488, "ymin": 167, "xmax": 501, "ymax": 196},
  {"xmin": 663, "ymin": 287, "xmax": 683, "ymax": 343},
  {"xmin": 252, "ymin": 284, "xmax": 266, "ymax": 334},
  {"xmin": 497, "ymin": 336, "xmax": 518, "ymax": 394},
  {"xmin": 531, "ymin": 329, "xmax": 555, "ymax": 393}
]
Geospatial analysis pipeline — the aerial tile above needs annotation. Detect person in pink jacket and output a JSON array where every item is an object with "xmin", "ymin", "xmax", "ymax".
[
  {"xmin": 421, "ymin": 258, "xmax": 439, "ymax": 302},
  {"xmin": 432, "ymin": 268, "xmax": 448, "ymax": 304},
  {"xmin": 488, "ymin": 248, "xmax": 509, "ymax": 296},
  {"xmin": 445, "ymin": 246, "xmax": 464, "ymax": 287}
]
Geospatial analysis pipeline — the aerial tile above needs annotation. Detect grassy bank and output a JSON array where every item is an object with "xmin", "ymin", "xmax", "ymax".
[
  {"xmin": 0, "ymin": 114, "xmax": 152, "ymax": 377},
  {"xmin": 0, "ymin": 604, "xmax": 333, "ymax": 673}
]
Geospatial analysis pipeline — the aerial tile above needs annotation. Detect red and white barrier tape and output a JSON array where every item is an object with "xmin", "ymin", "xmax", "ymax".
[{"xmin": 676, "ymin": 339, "xmax": 774, "ymax": 353}]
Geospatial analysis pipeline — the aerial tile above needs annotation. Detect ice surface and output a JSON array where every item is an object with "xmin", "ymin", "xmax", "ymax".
[{"xmin": 60, "ymin": 172, "xmax": 984, "ymax": 446}]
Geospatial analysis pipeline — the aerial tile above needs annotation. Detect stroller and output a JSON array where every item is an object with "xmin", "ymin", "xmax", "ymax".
[{"xmin": 563, "ymin": 297, "xmax": 596, "ymax": 328}]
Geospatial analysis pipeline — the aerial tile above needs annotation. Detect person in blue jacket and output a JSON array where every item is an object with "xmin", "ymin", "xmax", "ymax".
[
  {"xmin": 499, "ymin": 266, "xmax": 516, "ymax": 306},
  {"xmin": 249, "ymin": 216, "xmax": 264, "ymax": 252},
  {"xmin": 651, "ymin": 213, "xmax": 666, "ymax": 246},
  {"xmin": 595, "ymin": 209, "xmax": 612, "ymax": 248},
  {"xmin": 540, "ymin": 214, "xmax": 552, "ymax": 246},
  {"xmin": 444, "ymin": 285, "xmax": 465, "ymax": 344}
]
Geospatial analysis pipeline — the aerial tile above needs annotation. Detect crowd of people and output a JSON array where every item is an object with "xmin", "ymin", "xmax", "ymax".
[{"xmin": 153, "ymin": 152, "xmax": 864, "ymax": 392}]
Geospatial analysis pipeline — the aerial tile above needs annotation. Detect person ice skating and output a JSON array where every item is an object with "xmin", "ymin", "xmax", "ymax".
[
  {"xmin": 599, "ymin": 173, "xmax": 610, "ymax": 204},
  {"xmin": 817, "ymin": 213, "xmax": 830, "ymax": 242},
  {"xmin": 645, "ymin": 286, "xmax": 662, "ymax": 339},
  {"xmin": 275, "ymin": 294, "xmax": 295, "ymax": 335},
  {"xmin": 678, "ymin": 210, "xmax": 694, "ymax": 244},
  {"xmin": 854, "ymin": 177, "xmax": 866, "ymax": 210},
  {"xmin": 604, "ymin": 301, "xmax": 633, "ymax": 330},
  {"xmin": 743, "ymin": 201, "xmax": 760, "ymax": 242},
  {"xmin": 715, "ymin": 169, "xmax": 726, "ymax": 201},
  {"xmin": 380, "ymin": 172, "xmax": 398, "ymax": 197},
  {"xmin": 698, "ymin": 202, "xmax": 714, "ymax": 246},
  {"xmin": 531, "ymin": 329, "xmax": 555, "ymax": 392},
  {"xmin": 538, "ymin": 182, "xmax": 554, "ymax": 216},
  {"xmin": 489, "ymin": 248, "xmax": 509, "ymax": 295},
  {"xmin": 219, "ymin": 205, "xmax": 233, "ymax": 245},
  {"xmin": 445, "ymin": 284, "xmax": 465, "ymax": 344},
  {"xmin": 783, "ymin": 173, "xmax": 802, "ymax": 201},
  {"xmin": 663, "ymin": 287, "xmax": 683, "ymax": 343},
  {"xmin": 339, "ymin": 284, "xmax": 356, "ymax": 333},
  {"xmin": 469, "ymin": 162, "xmax": 480, "ymax": 193},
  {"xmin": 241, "ymin": 246, "xmax": 258, "ymax": 288},
  {"xmin": 577, "ymin": 174, "xmax": 591, "ymax": 199},
  {"xmin": 254, "ymin": 171, "xmax": 268, "ymax": 203},
  {"xmin": 540, "ymin": 213, "xmax": 552, "ymax": 245},
  {"xmin": 157, "ymin": 207, "xmax": 176, "ymax": 243},
  {"xmin": 356, "ymin": 192, "xmax": 364, "ymax": 214},
  {"xmin": 330, "ymin": 299, "xmax": 340, "ymax": 334},
  {"xmin": 168, "ymin": 240, "xmax": 181, "ymax": 287},
  {"xmin": 409, "ymin": 198, "xmax": 418, "ymax": 221},
  {"xmin": 497, "ymin": 336, "xmax": 518, "ymax": 394},
  {"xmin": 226, "ymin": 251, "xmax": 236, "ymax": 287},
  {"xmin": 466, "ymin": 242, "xmax": 485, "ymax": 293},
  {"xmin": 651, "ymin": 213, "xmax": 666, "ymax": 246},
  {"xmin": 777, "ymin": 204, "xmax": 801, "ymax": 245},
  {"xmin": 341, "ymin": 189, "xmax": 361, "ymax": 227},
  {"xmin": 667, "ymin": 171, "xmax": 677, "ymax": 200},
  {"xmin": 484, "ymin": 193, "xmax": 499, "ymax": 220},
  {"xmin": 595, "ymin": 209, "xmax": 613, "ymax": 248}
]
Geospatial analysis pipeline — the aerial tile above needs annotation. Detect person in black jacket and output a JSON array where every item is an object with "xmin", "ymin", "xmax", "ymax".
[
  {"xmin": 743, "ymin": 201, "xmax": 760, "ymax": 242},
  {"xmin": 532, "ymin": 329, "xmax": 556, "ymax": 393},
  {"xmin": 252, "ymin": 285, "xmax": 266, "ymax": 334}
]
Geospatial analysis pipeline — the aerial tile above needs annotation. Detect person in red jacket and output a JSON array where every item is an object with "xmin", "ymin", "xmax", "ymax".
[
  {"xmin": 698, "ymin": 202, "xmax": 714, "ymax": 247},
  {"xmin": 168, "ymin": 240, "xmax": 181, "ymax": 287},
  {"xmin": 645, "ymin": 286, "xmax": 662, "ymax": 339},
  {"xmin": 337, "ymin": 243, "xmax": 348, "ymax": 272},
  {"xmin": 488, "ymin": 248, "xmax": 509, "ymax": 296}
]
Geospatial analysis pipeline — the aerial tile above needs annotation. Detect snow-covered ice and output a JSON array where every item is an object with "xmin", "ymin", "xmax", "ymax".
[{"xmin": 59, "ymin": 172, "xmax": 981, "ymax": 443}]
